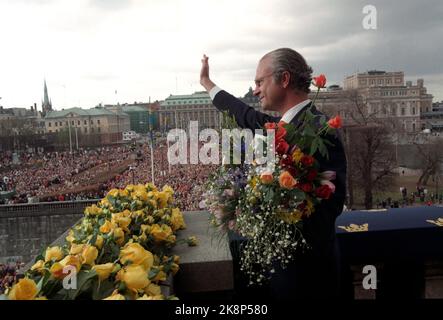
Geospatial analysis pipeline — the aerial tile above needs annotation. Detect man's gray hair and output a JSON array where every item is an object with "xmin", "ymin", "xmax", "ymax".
[{"xmin": 263, "ymin": 48, "xmax": 313, "ymax": 94}]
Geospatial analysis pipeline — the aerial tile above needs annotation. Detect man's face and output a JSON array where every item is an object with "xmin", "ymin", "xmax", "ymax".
[{"xmin": 253, "ymin": 56, "xmax": 284, "ymax": 111}]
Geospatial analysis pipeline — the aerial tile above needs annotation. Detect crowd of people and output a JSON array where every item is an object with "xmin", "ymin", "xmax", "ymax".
[
  {"xmin": 0, "ymin": 262, "xmax": 24, "ymax": 294},
  {"xmin": 1, "ymin": 141, "xmax": 216, "ymax": 210}
]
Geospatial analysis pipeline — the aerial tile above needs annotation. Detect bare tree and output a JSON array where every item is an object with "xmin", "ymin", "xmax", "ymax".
[
  {"xmin": 409, "ymin": 133, "xmax": 443, "ymax": 186},
  {"xmin": 341, "ymin": 90, "xmax": 397, "ymax": 209}
]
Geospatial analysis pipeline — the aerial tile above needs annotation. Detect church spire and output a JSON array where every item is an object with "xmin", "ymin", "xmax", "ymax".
[{"xmin": 42, "ymin": 79, "xmax": 52, "ymax": 116}]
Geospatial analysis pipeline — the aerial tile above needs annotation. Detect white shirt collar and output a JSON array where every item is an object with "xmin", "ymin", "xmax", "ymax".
[{"xmin": 280, "ymin": 99, "xmax": 311, "ymax": 123}]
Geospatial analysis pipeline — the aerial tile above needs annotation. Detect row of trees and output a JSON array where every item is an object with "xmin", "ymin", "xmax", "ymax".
[{"xmin": 322, "ymin": 90, "xmax": 443, "ymax": 209}]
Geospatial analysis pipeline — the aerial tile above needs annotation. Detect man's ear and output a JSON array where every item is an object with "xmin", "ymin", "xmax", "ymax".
[{"xmin": 281, "ymin": 71, "xmax": 290, "ymax": 89}]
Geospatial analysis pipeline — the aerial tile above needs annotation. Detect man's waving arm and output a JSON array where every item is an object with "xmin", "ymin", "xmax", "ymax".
[{"xmin": 200, "ymin": 54, "xmax": 279, "ymax": 130}]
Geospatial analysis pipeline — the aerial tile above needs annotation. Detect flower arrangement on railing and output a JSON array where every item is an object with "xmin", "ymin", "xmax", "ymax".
[
  {"xmin": 2, "ymin": 183, "xmax": 187, "ymax": 300},
  {"xmin": 204, "ymin": 75, "xmax": 343, "ymax": 284}
]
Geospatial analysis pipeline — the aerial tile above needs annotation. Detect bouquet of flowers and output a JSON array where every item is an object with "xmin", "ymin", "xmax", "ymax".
[
  {"xmin": 2, "ymin": 183, "xmax": 187, "ymax": 300},
  {"xmin": 205, "ymin": 75, "xmax": 343, "ymax": 285}
]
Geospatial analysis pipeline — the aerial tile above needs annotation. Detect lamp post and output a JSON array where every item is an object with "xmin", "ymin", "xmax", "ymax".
[
  {"xmin": 129, "ymin": 166, "xmax": 135, "ymax": 185},
  {"xmin": 148, "ymin": 109, "xmax": 155, "ymax": 185}
]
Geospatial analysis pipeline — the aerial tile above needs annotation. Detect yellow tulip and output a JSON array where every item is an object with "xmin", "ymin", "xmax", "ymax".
[
  {"xmin": 69, "ymin": 243, "xmax": 85, "ymax": 255},
  {"xmin": 170, "ymin": 263, "xmax": 179, "ymax": 275},
  {"xmin": 103, "ymin": 290, "xmax": 126, "ymax": 300},
  {"xmin": 8, "ymin": 278, "xmax": 37, "ymax": 300},
  {"xmin": 156, "ymin": 192, "xmax": 169, "ymax": 208},
  {"xmin": 152, "ymin": 270, "xmax": 167, "ymax": 282},
  {"xmin": 113, "ymin": 227, "xmax": 125, "ymax": 245},
  {"xmin": 95, "ymin": 235, "xmax": 104, "ymax": 249},
  {"xmin": 66, "ymin": 229, "xmax": 75, "ymax": 243},
  {"xmin": 59, "ymin": 254, "xmax": 82, "ymax": 273},
  {"xmin": 170, "ymin": 208, "xmax": 186, "ymax": 231},
  {"xmin": 144, "ymin": 283, "xmax": 161, "ymax": 296},
  {"xmin": 119, "ymin": 243, "xmax": 153, "ymax": 271},
  {"xmin": 150, "ymin": 224, "xmax": 173, "ymax": 243},
  {"xmin": 112, "ymin": 213, "xmax": 132, "ymax": 232},
  {"xmin": 116, "ymin": 265, "xmax": 150, "ymax": 292},
  {"xmin": 44, "ymin": 246, "xmax": 64, "ymax": 262},
  {"xmin": 99, "ymin": 220, "xmax": 114, "ymax": 234},
  {"xmin": 49, "ymin": 262, "xmax": 65, "ymax": 279},
  {"xmin": 93, "ymin": 263, "xmax": 115, "ymax": 281},
  {"xmin": 107, "ymin": 188, "xmax": 120, "ymax": 197},
  {"xmin": 84, "ymin": 204, "xmax": 102, "ymax": 216},
  {"xmin": 30, "ymin": 260, "xmax": 45, "ymax": 272},
  {"xmin": 162, "ymin": 185, "xmax": 174, "ymax": 195},
  {"xmin": 81, "ymin": 245, "xmax": 98, "ymax": 265}
]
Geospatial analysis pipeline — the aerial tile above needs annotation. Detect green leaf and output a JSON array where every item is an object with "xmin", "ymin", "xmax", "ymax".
[
  {"xmin": 92, "ymin": 279, "xmax": 115, "ymax": 300},
  {"xmin": 148, "ymin": 268, "xmax": 160, "ymax": 280},
  {"xmin": 303, "ymin": 125, "xmax": 316, "ymax": 137},
  {"xmin": 66, "ymin": 270, "xmax": 98, "ymax": 300},
  {"xmin": 309, "ymin": 138, "xmax": 319, "ymax": 156}
]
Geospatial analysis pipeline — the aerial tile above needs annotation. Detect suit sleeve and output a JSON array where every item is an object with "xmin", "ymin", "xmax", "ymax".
[{"xmin": 212, "ymin": 90, "xmax": 280, "ymax": 130}]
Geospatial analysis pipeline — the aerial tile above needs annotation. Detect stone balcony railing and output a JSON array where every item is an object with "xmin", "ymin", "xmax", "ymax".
[{"xmin": 5, "ymin": 201, "xmax": 443, "ymax": 299}]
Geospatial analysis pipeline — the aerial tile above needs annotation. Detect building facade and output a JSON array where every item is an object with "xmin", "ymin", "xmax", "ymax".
[
  {"xmin": 44, "ymin": 107, "xmax": 130, "ymax": 136},
  {"xmin": 313, "ymin": 71, "xmax": 434, "ymax": 133},
  {"xmin": 105, "ymin": 102, "xmax": 159, "ymax": 134}
]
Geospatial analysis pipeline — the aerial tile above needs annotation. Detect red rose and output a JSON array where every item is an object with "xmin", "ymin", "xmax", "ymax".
[
  {"xmin": 313, "ymin": 74, "xmax": 327, "ymax": 88},
  {"xmin": 315, "ymin": 185, "xmax": 333, "ymax": 199},
  {"xmin": 280, "ymin": 155, "xmax": 293, "ymax": 167},
  {"xmin": 306, "ymin": 169, "xmax": 318, "ymax": 181},
  {"xmin": 300, "ymin": 183, "xmax": 313, "ymax": 193},
  {"xmin": 286, "ymin": 166, "xmax": 298, "ymax": 178},
  {"xmin": 301, "ymin": 155, "xmax": 315, "ymax": 167},
  {"xmin": 327, "ymin": 116, "xmax": 342, "ymax": 129},
  {"xmin": 275, "ymin": 126, "xmax": 287, "ymax": 141},
  {"xmin": 276, "ymin": 140, "xmax": 290, "ymax": 155}
]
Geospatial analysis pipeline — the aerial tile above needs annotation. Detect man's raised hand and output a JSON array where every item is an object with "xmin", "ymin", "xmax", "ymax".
[{"xmin": 200, "ymin": 54, "xmax": 215, "ymax": 92}]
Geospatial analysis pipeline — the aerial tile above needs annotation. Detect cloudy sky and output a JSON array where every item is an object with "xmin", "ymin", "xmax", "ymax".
[{"xmin": 0, "ymin": 0, "xmax": 442, "ymax": 110}]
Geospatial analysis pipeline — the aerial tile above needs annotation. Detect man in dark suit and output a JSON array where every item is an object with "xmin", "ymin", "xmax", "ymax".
[{"xmin": 200, "ymin": 48, "xmax": 347, "ymax": 299}]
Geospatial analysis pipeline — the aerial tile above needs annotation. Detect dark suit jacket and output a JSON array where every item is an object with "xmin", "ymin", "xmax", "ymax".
[{"xmin": 213, "ymin": 90, "xmax": 347, "ymax": 299}]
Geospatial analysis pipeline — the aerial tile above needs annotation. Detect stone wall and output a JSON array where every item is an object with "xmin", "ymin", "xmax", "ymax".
[{"xmin": 0, "ymin": 200, "xmax": 97, "ymax": 264}]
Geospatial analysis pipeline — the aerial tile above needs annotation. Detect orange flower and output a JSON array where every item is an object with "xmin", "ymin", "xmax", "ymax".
[
  {"xmin": 313, "ymin": 74, "xmax": 327, "ymax": 88},
  {"xmin": 327, "ymin": 116, "xmax": 342, "ymax": 129},
  {"xmin": 260, "ymin": 171, "xmax": 274, "ymax": 184},
  {"xmin": 278, "ymin": 171, "xmax": 297, "ymax": 189}
]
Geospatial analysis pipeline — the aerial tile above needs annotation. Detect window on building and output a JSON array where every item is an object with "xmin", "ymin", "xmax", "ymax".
[
  {"xmin": 91, "ymin": 120, "xmax": 93, "ymax": 124},
  {"xmin": 55, "ymin": 122, "xmax": 58, "ymax": 127},
  {"xmin": 98, "ymin": 127, "xmax": 101, "ymax": 133},
  {"xmin": 48, "ymin": 129, "xmax": 52, "ymax": 133},
  {"xmin": 49, "ymin": 122, "xmax": 52, "ymax": 127},
  {"xmin": 412, "ymin": 123, "xmax": 416, "ymax": 131},
  {"xmin": 91, "ymin": 127, "xmax": 94, "ymax": 133},
  {"xmin": 71, "ymin": 121, "xmax": 74, "ymax": 125},
  {"xmin": 412, "ymin": 107, "xmax": 416, "ymax": 115},
  {"xmin": 65, "ymin": 121, "xmax": 68, "ymax": 126},
  {"xmin": 78, "ymin": 120, "xmax": 80, "ymax": 125},
  {"xmin": 84, "ymin": 120, "xmax": 87, "ymax": 125},
  {"xmin": 97, "ymin": 119, "xmax": 101, "ymax": 125}
]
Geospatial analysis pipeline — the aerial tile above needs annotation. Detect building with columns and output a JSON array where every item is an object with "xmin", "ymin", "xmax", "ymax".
[{"xmin": 313, "ymin": 71, "xmax": 433, "ymax": 133}]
